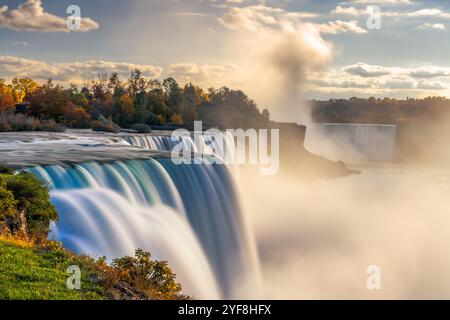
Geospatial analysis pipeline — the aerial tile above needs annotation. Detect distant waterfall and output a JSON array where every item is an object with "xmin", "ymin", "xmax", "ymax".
[
  {"xmin": 305, "ymin": 123, "xmax": 397, "ymax": 163},
  {"xmin": 28, "ymin": 159, "xmax": 259, "ymax": 299}
]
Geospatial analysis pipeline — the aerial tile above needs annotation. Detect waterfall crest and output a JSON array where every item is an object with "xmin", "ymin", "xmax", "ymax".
[{"xmin": 29, "ymin": 158, "xmax": 260, "ymax": 299}]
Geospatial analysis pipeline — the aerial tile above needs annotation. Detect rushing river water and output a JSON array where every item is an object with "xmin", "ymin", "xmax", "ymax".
[{"xmin": 1, "ymin": 127, "xmax": 450, "ymax": 299}]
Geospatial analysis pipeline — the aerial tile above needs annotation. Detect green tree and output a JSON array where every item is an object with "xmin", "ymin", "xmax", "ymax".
[
  {"xmin": 163, "ymin": 78, "xmax": 183, "ymax": 111},
  {"xmin": 4, "ymin": 172, "xmax": 57, "ymax": 239}
]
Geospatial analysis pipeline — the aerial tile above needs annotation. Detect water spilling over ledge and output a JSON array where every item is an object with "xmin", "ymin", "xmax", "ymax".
[
  {"xmin": 0, "ymin": 130, "xmax": 261, "ymax": 299},
  {"xmin": 0, "ymin": 130, "xmax": 172, "ymax": 168},
  {"xmin": 305, "ymin": 123, "xmax": 398, "ymax": 163}
]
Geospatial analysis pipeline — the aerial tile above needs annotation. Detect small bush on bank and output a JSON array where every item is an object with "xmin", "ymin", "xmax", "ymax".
[
  {"xmin": 132, "ymin": 123, "xmax": 152, "ymax": 133},
  {"xmin": 92, "ymin": 120, "xmax": 120, "ymax": 133},
  {"xmin": 0, "ymin": 113, "xmax": 65, "ymax": 132},
  {"xmin": 0, "ymin": 237, "xmax": 189, "ymax": 300},
  {"xmin": 99, "ymin": 249, "xmax": 189, "ymax": 300}
]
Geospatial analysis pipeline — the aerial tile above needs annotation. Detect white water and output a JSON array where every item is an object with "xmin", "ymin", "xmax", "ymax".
[
  {"xmin": 123, "ymin": 133, "xmax": 235, "ymax": 160},
  {"xmin": 305, "ymin": 123, "xmax": 397, "ymax": 163},
  {"xmin": 26, "ymin": 158, "xmax": 261, "ymax": 299},
  {"xmin": 50, "ymin": 189, "xmax": 219, "ymax": 298},
  {"xmin": 5, "ymin": 125, "xmax": 449, "ymax": 299}
]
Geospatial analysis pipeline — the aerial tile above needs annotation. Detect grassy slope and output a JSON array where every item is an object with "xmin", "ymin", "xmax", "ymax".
[{"xmin": 0, "ymin": 239, "xmax": 104, "ymax": 300}]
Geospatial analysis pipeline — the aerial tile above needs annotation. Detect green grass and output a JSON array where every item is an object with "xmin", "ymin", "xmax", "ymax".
[{"xmin": 0, "ymin": 240, "xmax": 105, "ymax": 300}]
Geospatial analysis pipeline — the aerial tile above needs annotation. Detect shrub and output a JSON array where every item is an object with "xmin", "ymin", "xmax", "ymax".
[
  {"xmin": 92, "ymin": 120, "xmax": 120, "ymax": 133},
  {"xmin": 0, "ymin": 185, "xmax": 17, "ymax": 234},
  {"xmin": 132, "ymin": 123, "xmax": 152, "ymax": 133},
  {"xmin": 0, "ymin": 113, "xmax": 65, "ymax": 132},
  {"xmin": 99, "ymin": 249, "xmax": 189, "ymax": 300},
  {"xmin": 0, "ymin": 164, "xmax": 14, "ymax": 174},
  {"xmin": 170, "ymin": 113, "xmax": 184, "ymax": 126},
  {"xmin": 1, "ymin": 172, "xmax": 57, "ymax": 239}
]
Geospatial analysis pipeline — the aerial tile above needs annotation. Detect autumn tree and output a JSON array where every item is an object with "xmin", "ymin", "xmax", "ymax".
[{"xmin": 12, "ymin": 78, "xmax": 39, "ymax": 103}]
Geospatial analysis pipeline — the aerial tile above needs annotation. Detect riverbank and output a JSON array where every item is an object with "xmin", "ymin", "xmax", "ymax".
[
  {"xmin": 0, "ymin": 236, "xmax": 190, "ymax": 300},
  {"xmin": 0, "ymin": 236, "xmax": 103, "ymax": 300}
]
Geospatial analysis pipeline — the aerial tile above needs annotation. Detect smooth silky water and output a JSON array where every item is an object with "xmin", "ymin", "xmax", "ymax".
[
  {"xmin": 3, "ymin": 125, "xmax": 450, "ymax": 299},
  {"xmin": 0, "ymin": 131, "xmax": 260, "ymax": 299}
]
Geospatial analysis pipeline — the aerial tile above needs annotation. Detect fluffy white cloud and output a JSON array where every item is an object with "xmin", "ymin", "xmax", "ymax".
[
  {"xmin": 343, "ymin": 63, "xmax": 450, "ymax": 79},
  {"xmin": 0, "ymin": 56, "xmax": 162, "ymax": 81},
  {"xmin": 310, "ymin": 63, "xmax": 450, "ymax": 95},
  {"xmin": 332, "ymin": 5, "xmax": 450, "ymax": 20},
  {"xmin": 332, "ymin": 6, "xmax": 366, "ymax": 16},
  {"xmin": 218, "ymin": 5, "xmax": 317, "ymax": 32},
  {"xmin": 408, "ymin": 66, "xmax": 450, "ymax": 78},
  {"xmin": 0, "ymin": 55, "xmax": 240, "ymax": 89},
  {"xmin": 315, "ymin": 20, "xmax": 368, "ymax": 34},
  {"xmin": 312, "ymin": 75, "xmax": 447, "ymax": 94},
  {"xmin": 343, "ymin": 63, "xmax": 392, "ymax": 77},
  {"xmin": 0, "ymin": 0, "xmax": 99, "ymax": 32},
  {"xmin": 348, "ymin": 0, "xmax": 412, "ymax": 4},
  {"xmin": 417, "ymin": 23, "xmax": 446, "ymax": 31},
  {"xmin": 219, "ymin": 5, "xmax": 367, "ymax": 35},
  {"xmin": 407, "ymin": 8, "xmax": 450, "ymax": 19}
]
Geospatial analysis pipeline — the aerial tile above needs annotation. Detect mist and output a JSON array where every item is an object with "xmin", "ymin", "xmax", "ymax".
[
  {"xmin": 236, "ymin": 123, "xmax": 450, "ymax": 299},
  {"xmin": 221, "ymin": 9, "xmax": 332, "ymax": 124}
]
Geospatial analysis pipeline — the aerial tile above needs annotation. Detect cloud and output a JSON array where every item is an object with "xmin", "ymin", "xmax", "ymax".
[
  {"xmin": 218, "ymin": 5, "xmax": 317, "ymax": 32},
  {"xmin": 310, "ymin": 63, "xmax": 450, "ymax": 95},
  {"xmin": 342, "ymin": 62, "xmax": 450, "ymax": 78},
  {"xmin": 343, "ymin": 63, "xmax": 450, "ymax": 79},
  {"xmin": 175, "ymin": 12, "xmax": 209, "ymax": 17},
  {"xmin": 314, "ymin": 20, "xmax": 368, "ymax": 34},
  {"xmin": 416, "ymin": 80, "xmax": 447, "ymax": 90},
  {"xmin": 313, "ymin": 75, "xmax": 447, "ymax": 93},
  {"xmin": 417, "ymin": 23, "xmax": 446, "ymax": 31},
  {"xmin": 332, "ymin": 5, "xmax": 450, "ymax": 20},
  {"xmin": 219, "ymin": 5, "xmax": 367, "ymax": 35},
  {"xmin": 218, "ymin": 5, "xmax": 336, "ymax": 122},
  {"xmin": 331, "ymin": 6, "xmax": 366, "ymax": 16},
  {"xmin": 407, "ymin": 8, "xmax": 450, "ymax": 19},
  {"xmin": 168, "ymin": 63, "xmax": 239, "ymax": 87},
  {"xmin": 0, "ymin": 0, "xmax": 99, "ymax": 32},
  {"xmin": 0, "ymin": 55, "xmax": 238, "ymax": 89},
  {"xmin": 343, "ymin": 63, "xmax": 393, "ymax": 77},
  {"xmin": 408, "ymin": 66, "xmax": 450, "ymax": 78},
  {"xmin": 0, "ymin": 56, "xmax": 162, "ymax": 81},
  {"xmin": 13, "ymin": 41, "xmax": 29, "ymax": 46},
  {"xmin": 348, "ymin": 0, "xmax": 412, "ymax": 4}
]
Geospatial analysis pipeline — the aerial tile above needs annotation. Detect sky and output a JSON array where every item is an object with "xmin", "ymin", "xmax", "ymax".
[{"xmin": 1, "ymin": 0, "xmax": 450, "ymax": 112}]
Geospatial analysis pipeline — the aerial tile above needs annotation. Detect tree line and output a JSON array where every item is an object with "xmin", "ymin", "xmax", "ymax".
[
  {"xmin": 0, "ymin": 70, "xmax": 271, "ymax": 132},
  {"xmin": 312, "ymin": 96, "xmax": 450, "ymax": 125}
]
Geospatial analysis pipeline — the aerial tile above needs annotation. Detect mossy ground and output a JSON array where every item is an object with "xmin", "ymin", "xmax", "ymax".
[{"xmin": 0, "ymin": 237, "xmax": 104, "ymax": 300}]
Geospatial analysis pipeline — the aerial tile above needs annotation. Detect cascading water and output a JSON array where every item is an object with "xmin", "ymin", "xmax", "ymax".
[
  {"xmin": 123, "ymin": 133, "xmax": 235, "ymax": 159},
  {"xmin": 305, "ymin": 123, "xmax": 398, "ymax": 163},
  {"xmin": 28, "ymin": 158, "xmax": 260, "ymax": 299}
]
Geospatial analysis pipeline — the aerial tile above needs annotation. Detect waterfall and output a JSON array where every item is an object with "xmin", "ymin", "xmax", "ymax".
[
  {"xmin": 305, "ymin": 123, "xmax": 397, "ymax": 163},
  {"xmin": 123, "ymin": 133, "xmax": 235, "ymax": 159},
  {"xmin": 28, "ymin": 158, "xmax": 260, "ymax": 299}
]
